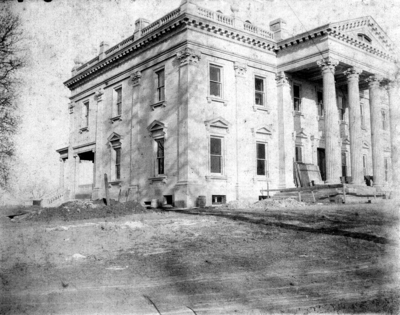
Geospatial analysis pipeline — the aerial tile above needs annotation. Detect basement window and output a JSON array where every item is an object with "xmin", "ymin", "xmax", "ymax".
[{"xmin": 212, "ymin": 195, "xmax": 226, "ymax": 205}]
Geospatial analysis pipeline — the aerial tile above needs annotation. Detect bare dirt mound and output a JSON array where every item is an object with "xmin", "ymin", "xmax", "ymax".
[
  {"xmin": 223, "ymin": 198, "xmax": 308, "ymax": 210},
  {"xmin": 19, "ymin": 200, "xmax": 150, "ymax": 222}
]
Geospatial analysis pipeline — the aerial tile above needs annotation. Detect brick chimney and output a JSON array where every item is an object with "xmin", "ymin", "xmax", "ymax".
[{"xmin": 269, "ymin": 18, "xmax": 288, "ymax": 41}]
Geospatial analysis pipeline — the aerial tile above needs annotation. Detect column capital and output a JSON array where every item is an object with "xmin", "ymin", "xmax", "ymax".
[
  {"xmin": 343, "ymin": 67, "xmax": 362, "ymax": 80},
  {"xmin": 176, "ymin": 47, "xmax": 201, "ymax": 66},
  {"xmin": 68, "ymin": 102, "xmax": 75, "ymax": 114},
  {"xmin": 366, "ymin": 75, "xmax": 383, "ymax": 88},
  {"xmin": 94, "ymin": 88, "xmax": 104, "ymax": 102},
  {"xmin": 275, "ymin": 71, "xmax": 290, "ymax": 86},
  {"xmin": 130, "ymin": 71, "xmax": 142, "ymax": 86},
  {"xmin": 317, "ymin": 57, "xmax": 339, "ymax": 72},
  {"xmin": 234, "ymin": 62, "xmax": 247, "ymax": 77}
]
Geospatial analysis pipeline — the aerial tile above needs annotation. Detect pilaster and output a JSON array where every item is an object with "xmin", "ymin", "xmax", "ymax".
[
  {"xmin": 344, "ymin": 67, "xmax": 364, "ymax": 185},
  {"xmin": 175, "ymin": 47, "xmax": 201, "ymax": 208},
  {"xmin": 386, "ymin": 79, "xmax": 400, "ymax": 191},
  {"xmin": 366, "ymin": 75, "xmax": 384, "ymax": 188},
  {"xmin": 317, "ymin": 57, "xmax": 341, "ymax": 184},
  {"xmin": 93, "ymin": 88, "xmax": 104, "ymax": 198},
  {"xmin": 276, "ymin": 71, "xmax": 295, "ymax": 188}
]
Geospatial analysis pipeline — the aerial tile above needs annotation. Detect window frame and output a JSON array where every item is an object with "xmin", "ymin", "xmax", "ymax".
[
  {"xmin": 256, "ymin": 142, "xmax": 268, "ymax": 177},
  {"xmin": 114, "ymin": 147, "xmax": 121, "ymax": 180},
  {"xmin": 295, "ymin": 145, "xmax": 303, "ymax": 163},
  {"xmin": 155, "ymin": 137, "xmax": 165, "ymax": 176},
  {"xmin": 209, "ymin": 136, "xmax": 225, "ymax": 175},
  {"xmin": 209, "ymin": 63, "xmax": 223, "ymax": 99},
  {"xmin": 337, "ymin": 95, "xmax": 345, "ymax": 122},
  {"xmin": 115, "ymin": 86, "xmax": 122, "ymax": 117},
  {"xmin": 362, "ymin": 154, "xmax": 368, "ymax": 176},
  {"xmin": 83, "ymin": 100, "xmax": 89, "ymax": 128},
  {"xmin": 254, "ymin": 75, "xmax": 266, "ymax": 107},
  {"xmin": 292, "ymin": 83, "xmax": 302, "ymax": 112},
  {"xmin": 108, "ymin": 135, "xmax": 122, "ymax": 183},
  {"xmin": 384, "ymin": 157, "xmax": 389, "ymax": 182},
  {"xmin": 155, "ymin": 68, "xmax": 165, "ymax": 103}
]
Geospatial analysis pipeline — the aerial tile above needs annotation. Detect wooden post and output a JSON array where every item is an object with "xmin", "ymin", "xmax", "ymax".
[
  {"xmin": 104, "ymin": 173, "xmax": 110, "ymax": 206},
  {"xmin": 342, "ymin": 184, "xmax": 346, "ymax": 203},
  {"xmin": 118, "ymin": 189, "xmax": 122, "ymax": 203},
  {"xmin": 311, "ymin": 190, "xmax": 316, "ymax": 203}
]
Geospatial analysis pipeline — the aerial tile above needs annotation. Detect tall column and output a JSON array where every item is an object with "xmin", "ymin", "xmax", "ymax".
[
  {"xmin": 366, "ymin": 75, "xmax": 384, "ymax": 188},
  {"xmin": 317, "ymin": 58, "xmax": 341, "ymax": 184},
  {"xmin": 386, "ymin": 80, "xmax": 400, "ymax": 191},
  {"xmin": 175, "ymin": 47, "xmax": 201, "ymax": 208},
  {"xmin": 129, "ymin": 71, "xmax": 141, "ymax": 196},
  {"xmin": 344, "ymin": 67, "xmax": 364, "ymax": 185},
  {"xmin": 93, "ymin": 88, "xmax": 104, "ymax": 200},
  {"xmin": 276, "ymin": 71, "xmax": 295, "ymax": 188}
]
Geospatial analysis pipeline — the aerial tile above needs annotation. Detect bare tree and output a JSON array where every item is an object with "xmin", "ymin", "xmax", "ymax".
[{"xmin": 0, "ymin": 7, "xmax": 25, "ymax": 189}]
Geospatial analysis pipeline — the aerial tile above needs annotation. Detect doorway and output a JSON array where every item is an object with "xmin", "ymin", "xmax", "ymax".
[{"xmin": 317, "ymin": 148, "xmax": 326, "ymax": 181}]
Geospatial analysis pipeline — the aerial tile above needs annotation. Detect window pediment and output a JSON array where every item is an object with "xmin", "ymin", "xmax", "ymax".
[
  {"xmin": 148, "ymin": 120, "xmax": 167, "ymax": 138},
  {"xmin": 204, "ymin": 117, "xmax": 230, "ymax": 133}
]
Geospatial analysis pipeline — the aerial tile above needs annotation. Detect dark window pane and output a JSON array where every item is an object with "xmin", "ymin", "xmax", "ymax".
[
  {"xmin": 211, "ymin": 156, "xmax": 221, "ymax": 173},
  {"xmin": 257, "ymin": 143, "xmax": 265, "ymax": 159},
  {"xmin": 257, "ymin": 160, "xmax": 265, "ymax": 175},
  {"xmin": 255, "ymin": 92, "xmax": 264, "ymax": 105},
  {"xmin": 295, "ymin": 146, "xmax": 302, "ymax": 162},
  {"xmin": 157, "ymin": 70, "xmax": 165, "ymax": 88},
  {"xmin": 293, "ymin": 84, "xmax": 300, "ymax": 98},
  {"xmin": 116, "ymin": 88, "xmax": 122, "ymax": 102},
  {"xmin": 210, "ymin": 138, "xmax": 221, "ymax": 155},
  {"xmin": 156, "ymin": 139, "xmax": 164, "ymax": 158},
  {"xmin": 158, "ymin": 158, "xmax": 164, "ymax": 175},
  {"xmin": 210, "ymin": 66, "xmax": 220, "ymax": 82},
  {"xmin": 158, "ymin": 87, "xmax": 165, "ymax": 101},
  {"xmin": 255, "ymin": 78, "xmax": 264, "ymax": 91},
  {"xmin": 210, "ymin": 82, "xmax": 221, "ymax": 97}
]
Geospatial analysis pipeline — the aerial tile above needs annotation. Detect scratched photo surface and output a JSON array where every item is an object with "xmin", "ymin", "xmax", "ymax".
[{"xmin": 1, "ymin": 0, "xmax": 400, "ymax": 314}]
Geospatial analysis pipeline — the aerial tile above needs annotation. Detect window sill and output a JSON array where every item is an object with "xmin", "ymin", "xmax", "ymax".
[
  {"xmin": 292, "ymin": 111, "xmax": 304, "ymax": 117},
  {"xmin": 253, "ymin": 105, "xmax": 270, "ymax": 113},
  {"xmin": 148, "ymin": 175, "xmax": 167, "ymax": 183},
  {"xmin": 110, "ymin": 115, "xmax": 122, "ymax": 124},
  {"xmin": 150, "ymin": 101, "xmax": 167, "ymax": 111},
  {"xmin": 79, "ymin": 127, "xmax": 89, "ymax": 134},
  {"xmin": 108, "ymin": 180, "xmax": 122, "ymax": 188},
  {"xmin": 205, "ymin": 175, "xmax": 227, "ymax": 181},
  {"xmin": 207, "ymin": 96, "xmax": 228, "ymax": 106}
]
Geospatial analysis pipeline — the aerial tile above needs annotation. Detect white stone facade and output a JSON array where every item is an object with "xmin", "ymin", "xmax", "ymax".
[{"xmin": 59, "ymin": 1, "xmax": 399, "ymax": 207}]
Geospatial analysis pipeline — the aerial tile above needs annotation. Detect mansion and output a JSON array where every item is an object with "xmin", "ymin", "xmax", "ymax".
[{"xmin": 58, "ymin": 0, "xmax": 400, "ymax": 207}]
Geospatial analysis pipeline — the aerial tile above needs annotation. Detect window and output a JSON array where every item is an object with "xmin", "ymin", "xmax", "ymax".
[
  {"xmin": 360, "ymin": 103, "xmax": 365, "ymax": 129},
  {"xmin": 82, "ymin": 101, "xmax": 89, "ymax": 127},
  {"xmin": 155, "ymin": 138, "xmax": 164, "ymax": 175},
  {"xmin": 357, "ymin": 33, "xmax": 372, "ymax": 44},
  {"xmin": 341, "ymin": 152, "xmax": 347, "ymax": 177},
  {"xmin": 295, "ymin": 146, "xmax": 303, "ymax": 162},
  {"xmin": 384, "ymin": 157, "xmax": 389, "ymax": 182},
  {"xmin": 156, "ymin": 68, "xmax": 165, "ymax": 102},
  {"xmin": 210, "ymin": 65, "xmax": 222, "ymax": 98},
  {"xmin": 210, "ymin": 137, "xmax": 223, "ymax": 174},
  {"xmin": 115, "ymin": 87, "xmax": 122, "ymax": 116},
  {"xmin": 293, "ymin": 84, "xmax": 301, "ymax": 111},
  {"xmin": 338, "ymin": 96, "xmax": 345, "ymax": 121},
  {"xmin": 382, "ymin": 110, "xmax": 387, "ymax": 130},
  {"xmin": 212, "ymin": 195, "xmax": 226, "ymax": 205},
  {"xmin": 114, "ymin": 147, "xmax": 121, "ymax": 180},
  {"xmin": 363, "ymin": 155, "xmax": 367, "ymax": 175},
  {"xmin": 317, "ymin": 91, "xmax": 324, "ymax": 116},
  {"xmin": 256, "ymin": 142, "xmax": 267, "ymax": 176},
  {"xmin": 255, "ymin": 76, "xmax": 265, "ymax": 106}
]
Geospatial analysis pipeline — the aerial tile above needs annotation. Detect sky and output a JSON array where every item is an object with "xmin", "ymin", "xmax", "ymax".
[{"xmin": 6, "ymin": 0, "xmax": 400, "ymax": 196}]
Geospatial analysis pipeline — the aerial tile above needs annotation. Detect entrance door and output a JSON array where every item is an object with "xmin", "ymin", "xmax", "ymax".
[{"xmin": 317, "ymin": 148, "xmax": 326, "ymax": 181}]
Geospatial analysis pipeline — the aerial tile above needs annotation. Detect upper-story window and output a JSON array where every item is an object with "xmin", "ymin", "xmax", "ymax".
[
  {"xmin": 210, "ymin": 64, "xmax": 222, "ymax": 98},
  {"xmin": 210, "ymin": 137, "xmax": 223, "ymax": 174},
  {"xmin": 156, "ymin": 68, "xmax": 165, "ymax": 102},
  {"xmin": 82, "ymin": 101, "xmax": 89, "ymax": 128},
  {"xmin": 357, "ymin": 33, "xmax": 372, "ymax": 44},
  {"xmin": 114, "ymin": 87, "xmax": 122, "ymax": 116},
  {"xmin": 155, "ymin": 138, "xmax": 165, "ymax": 175},
  {"xmin": 255, "ymin": 76, "xmax": 265, "ymax": 106},
  {"xmin": 293, "ymin": 83, "xmax": 301, "ymax": 112},
  {"xmin": 295, "ymin": 145, "xmax": 303, "ymax": 162},
  {"xmin": 317, "ymin": 90, "xmax": 324, "ymax": 116}
]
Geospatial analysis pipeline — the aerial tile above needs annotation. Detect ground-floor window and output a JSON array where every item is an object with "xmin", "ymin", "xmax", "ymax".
[
  {"xmin": 155, "ymin": 138, "xmax": 164, "ymax": 175},
  {"xmin": 210, "ymin": 137, "xmax": 223, "ymax": 174},
  {"xmin": 212, "ymin": 195, "xmax": 226, "ymax": 205},
  {"xmin": 114, "ymin": 147, "xmax": 121, "ymax": 180},
  {"xmin": 256, "ymin": 142, "xmax": 267, "ymax": 176},
  {"xmin": 295, "ymin": 146, "xmax": 303, "ymax": 163}
]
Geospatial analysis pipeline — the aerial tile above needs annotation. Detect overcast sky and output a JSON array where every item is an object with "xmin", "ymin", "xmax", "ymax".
[{"xmin": 7, "ymin": 0, "xmax": 400, "ymax": 195}]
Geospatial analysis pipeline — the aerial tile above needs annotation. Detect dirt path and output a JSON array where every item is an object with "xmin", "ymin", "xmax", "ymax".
[{"xmin": 1, "ymin": 203, "xmax": 399, "ymax": 314}]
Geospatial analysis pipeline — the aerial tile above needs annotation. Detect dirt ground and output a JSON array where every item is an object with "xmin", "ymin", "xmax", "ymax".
[{"xmin": 1, "ymin": 200, "xmax": 399, "ymax": 314}]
